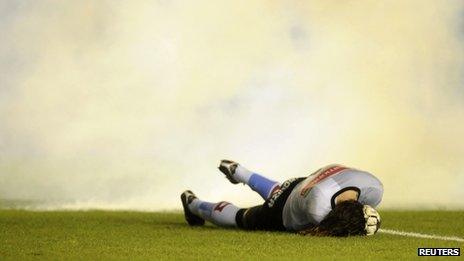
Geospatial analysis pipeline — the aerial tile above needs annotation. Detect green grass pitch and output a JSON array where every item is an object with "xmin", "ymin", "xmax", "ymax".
[{"xmin": 1, "ymin": 210, "xmax": 462, "ymax": 259}]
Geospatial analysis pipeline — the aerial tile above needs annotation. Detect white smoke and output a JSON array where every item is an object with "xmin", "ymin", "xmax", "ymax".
[{"xmin": 0, "ymin": 1, "xmax": 463, "ymax": 210}]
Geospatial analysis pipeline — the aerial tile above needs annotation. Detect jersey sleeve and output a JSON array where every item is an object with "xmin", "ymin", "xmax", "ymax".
[
  {"xmin": 306, "ymin": 186, "xmax": 331, "ymax": 224},
  {"xmin": 359, "ymin": 185, "xmax": 383, "ymax": 207}
]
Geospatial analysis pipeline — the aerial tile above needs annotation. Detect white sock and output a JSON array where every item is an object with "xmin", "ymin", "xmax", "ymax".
[
  {"xmin": 188, "ymin": 198, "xmax": 203, "ymax": 217},
  {"xmin": 234, "ymin": 165, "xmax": 253, "ymax": 184},
  {"xmin": 188, "ymin": 198, "xmax": 239, "ymax": 227}
]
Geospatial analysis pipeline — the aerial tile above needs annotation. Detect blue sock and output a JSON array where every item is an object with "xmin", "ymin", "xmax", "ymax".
[
  {"xmin": 198, "ymin": 201, "xmax": 215, "ymax": 217},
  {"xmin": 248, "ymin": 173, "xmax": 280, "ymax": 200},
  {"xmin": 189, "ymin": 199, "xmax": 239, "ymax": 227}
]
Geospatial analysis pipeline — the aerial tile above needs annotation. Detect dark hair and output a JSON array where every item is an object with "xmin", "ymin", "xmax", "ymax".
[{"xmin": 299, "ymin": 200, "xmax": 366, "ymax": 237}]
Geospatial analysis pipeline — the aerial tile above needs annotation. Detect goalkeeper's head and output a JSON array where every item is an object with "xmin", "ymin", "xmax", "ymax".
[{"xmin": 300, "ymin": 200, "xmax": 381, "ymax": 237}]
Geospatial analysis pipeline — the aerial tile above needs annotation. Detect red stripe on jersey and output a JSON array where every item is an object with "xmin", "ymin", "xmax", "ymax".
[{"xmin": 300, "ymin": 165, "xmax": 349, "ymax": 196}]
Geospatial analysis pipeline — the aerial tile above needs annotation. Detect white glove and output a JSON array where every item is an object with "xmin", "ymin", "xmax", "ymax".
[{"xmin": 363, "ymin": 205, "xmax": 381, "ymax": 236}]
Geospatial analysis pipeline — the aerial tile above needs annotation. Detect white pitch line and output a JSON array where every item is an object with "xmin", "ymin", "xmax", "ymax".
[{"xmin": 379, "ymin": 229, "xmax": 464, "ymax": 243}]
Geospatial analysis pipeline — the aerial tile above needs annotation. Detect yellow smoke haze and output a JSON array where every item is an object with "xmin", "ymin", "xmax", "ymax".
[{"xmin": 0, "ymin": 1, "xmax": 463, "ymax": 210}]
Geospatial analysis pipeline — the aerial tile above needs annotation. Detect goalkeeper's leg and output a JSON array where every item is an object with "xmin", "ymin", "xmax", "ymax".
[
  {"xmin": 181, "ymin": 190, "xmax": 290, "ymax": 231},
  {"xmin": 182, "ymin": 190, "xmax": 240, "ymax": 227},
  {"xmin": 218, "ymin": 160, "xmax": 280, "ymax": 200}
]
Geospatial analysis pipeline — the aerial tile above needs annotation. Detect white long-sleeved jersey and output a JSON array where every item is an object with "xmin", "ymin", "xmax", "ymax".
[{"xmin": 282, "ymin": 164, "xmax": 383, "ymax": 231}]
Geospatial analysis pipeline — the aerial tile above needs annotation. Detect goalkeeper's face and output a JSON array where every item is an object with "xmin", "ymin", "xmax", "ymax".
[{"xmin": 305, "ymin": 200, "xmax": 381, "ymax": 237}]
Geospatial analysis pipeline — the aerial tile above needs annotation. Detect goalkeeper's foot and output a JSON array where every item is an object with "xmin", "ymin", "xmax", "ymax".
[
  {"xmin": 218, "ymin": 159, "xmax": 239, "ymax": 184},
  {"xmin": 181, "ymin": 190, "xmax": 205, "ymax": 226}
]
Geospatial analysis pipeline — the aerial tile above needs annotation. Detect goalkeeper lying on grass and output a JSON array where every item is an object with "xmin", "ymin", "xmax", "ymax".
[{"xmin": 181, "ymin": 160, "xmax": 383, "ymax": 237}]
